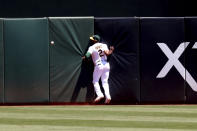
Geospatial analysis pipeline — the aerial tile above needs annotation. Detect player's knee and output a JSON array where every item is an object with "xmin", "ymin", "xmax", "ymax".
[{"xmin": 92, "ymin": 78, "xmax": 99, "ymax": 84}]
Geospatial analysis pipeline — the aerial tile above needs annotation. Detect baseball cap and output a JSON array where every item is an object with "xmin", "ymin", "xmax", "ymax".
[{"xmin": 90, "ymin": 35, "xmax": 100, "ymax": 42}]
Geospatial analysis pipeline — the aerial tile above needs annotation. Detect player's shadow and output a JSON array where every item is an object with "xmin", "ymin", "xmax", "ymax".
[{"xmin": 71, "ymin": 57, "xmax": 95, "ymax": 102}]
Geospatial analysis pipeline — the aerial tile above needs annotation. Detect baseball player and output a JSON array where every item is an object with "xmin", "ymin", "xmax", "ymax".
[{"xmin": 82, "ymin": 35, "xmax": 114, "ymax": 104}]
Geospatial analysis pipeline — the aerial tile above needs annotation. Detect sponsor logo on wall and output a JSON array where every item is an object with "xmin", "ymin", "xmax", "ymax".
[{"xmin": 156, "ymin": 42, "xmax": 197, "ymax": 92}]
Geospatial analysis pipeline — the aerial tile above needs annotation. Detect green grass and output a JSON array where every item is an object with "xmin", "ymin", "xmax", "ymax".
[{"xmin": 1, "ymin": 105, "xmax": 197, "ymax": 131}]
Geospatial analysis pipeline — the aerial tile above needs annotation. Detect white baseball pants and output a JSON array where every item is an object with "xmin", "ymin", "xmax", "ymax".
[{"xmin": 92, "ymin": 63, "xmax": 111, "ymax": 99}]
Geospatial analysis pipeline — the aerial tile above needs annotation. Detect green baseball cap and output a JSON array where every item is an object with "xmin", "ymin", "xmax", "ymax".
[{"xmin": 90, "ymin": 35, "xmax": 100, "ymax": 42}]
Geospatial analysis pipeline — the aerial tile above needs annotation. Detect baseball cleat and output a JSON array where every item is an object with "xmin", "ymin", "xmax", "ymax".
[
  {"xmin": 93, "ymin": 96, "xmax": 104, "ymax": 103},
  {"xmin": 104, "ymin": 98, "xmax": 111, "ymax": 104}
]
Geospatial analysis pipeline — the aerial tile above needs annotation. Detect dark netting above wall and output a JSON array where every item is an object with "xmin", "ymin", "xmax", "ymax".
[
  {"xmin": 94, "ymin": 17, "xmax": 140, "ymax": 104},
  {"xmin": 0, "ymin": 19, "xmax": 4, "ymax": 103},
  {"xmin": 49, "ymin": 17, "xmax": 94, "ymax": 102}
]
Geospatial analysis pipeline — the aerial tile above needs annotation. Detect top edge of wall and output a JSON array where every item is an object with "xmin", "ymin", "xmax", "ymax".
[
  {"xmin": 95, "ymin": 17, "xmax": 139, "ymax": 19},
  {"xmin": 185, "ymin": 16, "xmax": 197, "ymax": 18},
  {"xmin": 49, "ymin": 17, "xmax": 94, "ymax": 19},
  {"xmin": 1, "ymin": 17, "xmax": 197, "ymax": 20},
  {"xmin": 3, "ymin": 18, "xmax": 47, "ymax": 20},
  {"xmin": 140, "ymin": 17, "xmax": 185, "ymax": 19}
]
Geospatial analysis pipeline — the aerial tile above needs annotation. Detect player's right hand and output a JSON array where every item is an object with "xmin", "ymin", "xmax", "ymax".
[
  {"xmin": 110, "ymin": 46, "xmax": 114, "ymax": 51},
  {"xmin": 82, "ymin": 56, "xmax": 86, "ymax": 60}
]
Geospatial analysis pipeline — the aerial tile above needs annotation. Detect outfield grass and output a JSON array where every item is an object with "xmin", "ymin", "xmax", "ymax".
[{"xmin": 1, "ymin": 105, "xmax": 197, "ymax": 131}]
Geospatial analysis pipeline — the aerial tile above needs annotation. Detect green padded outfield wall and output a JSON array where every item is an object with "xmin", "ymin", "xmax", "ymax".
[
  {"xmin": 4, "ymin": 18, "xmax": 49, "ymax": 103},
  {"xmin": 0, "ymin": 19, "xmax": 3, "ymax": 103},
  {"xmin": 49, "ymin": 17, "xmax": 94, "ymax": 102}
]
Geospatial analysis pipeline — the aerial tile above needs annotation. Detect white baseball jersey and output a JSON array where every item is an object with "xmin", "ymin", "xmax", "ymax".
[{"xmin": 87, "ymin": 43, "xmax": 109, "ymax": 66}]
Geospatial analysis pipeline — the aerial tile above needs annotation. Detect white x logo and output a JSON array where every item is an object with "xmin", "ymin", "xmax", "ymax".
[{"xmin": 157, "ymin": 42, "xmax": 197, "ymax": 92}]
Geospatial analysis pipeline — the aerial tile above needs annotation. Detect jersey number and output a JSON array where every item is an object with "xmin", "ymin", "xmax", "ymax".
[{"xmin": 98, "ymin": 49, "xmax": 104, "ymax": 57}]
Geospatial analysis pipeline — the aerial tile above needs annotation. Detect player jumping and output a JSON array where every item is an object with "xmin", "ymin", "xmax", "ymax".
[{"xmin": 82, "ymin": 35, "xmax": 114, "ymax": 104}]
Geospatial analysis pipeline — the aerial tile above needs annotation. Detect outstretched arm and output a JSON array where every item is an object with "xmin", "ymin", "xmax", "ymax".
[
  {"xmin": 82, "ymin": 52, "xmax": 91, "ymax": 60},
  {"xmin": 104, "ymin": 46, "xmax": 114, "ymax": 56}
]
